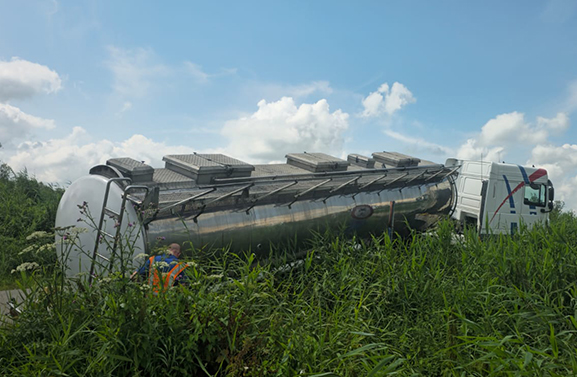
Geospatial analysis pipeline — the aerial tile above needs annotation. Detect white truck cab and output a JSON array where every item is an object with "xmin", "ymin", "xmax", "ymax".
[{"xmin": 446, "ymin": 159, "xmax": 555, "ymax": 235}]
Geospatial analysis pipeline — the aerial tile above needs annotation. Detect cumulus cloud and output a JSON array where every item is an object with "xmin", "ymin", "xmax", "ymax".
[
  {"xmin": 221, "ymin": 97, "xmax": 349, "ymax": 162},
  {"xmin": 106, "ymin": 46, "xmax": 169, "ymax": 98},
  {"xmin": 457, "ymin": 111, "xmax": 570, "ymax": 162},
  {"xmin": 456, "ymin": 138, "xmax": 504, "ymax": 162},
  {"xmin": 527, "ymin": 143, "xmax": 577, "ymax": 211},
  {"xmin": 361, "ymin": 82, "xmax": 415, "ymax": 118},
  {"xmin": 2, "ymin": 127, "xmax": 196, "ymax": 183},
  {"xmin": 455, "ymin": 109, "xmax": 575, "ymax": 210},
  {"xmin": 0, "ymin": 57, "xmax": 62, "ymax": 102},
  {"xmin": 0, "ymin": 103, "xmax": 55, "ymax": 146},
  {"xmin": 477, "ymin": 111, "xmax": 569, "ymax": 146}
]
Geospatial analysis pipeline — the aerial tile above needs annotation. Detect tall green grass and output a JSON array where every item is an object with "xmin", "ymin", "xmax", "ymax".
[
  {"xmin": 0, "ymin": 163, "xmax": 63, "ymax": 289},
  {"xmin": 1, "ymin": 211, "xmax": 577, "ymax": 376}
]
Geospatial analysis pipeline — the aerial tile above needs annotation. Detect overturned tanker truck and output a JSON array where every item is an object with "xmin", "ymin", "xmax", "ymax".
[{"xmin": 55, "ymin": 151, "xmax": 554, "ymax": 278}]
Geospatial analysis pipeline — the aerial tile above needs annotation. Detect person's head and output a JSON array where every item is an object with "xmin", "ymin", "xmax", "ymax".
[{"xmin": 168, "ymin": 243, "xmax": 181, "ymax": 258}]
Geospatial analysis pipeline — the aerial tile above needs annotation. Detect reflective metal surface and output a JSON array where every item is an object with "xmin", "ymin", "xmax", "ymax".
[
  {"xmin": 146, "ymin": 180, "xmax": 453, "ymax": 259},
  {"xmin": 56, "ymin": 151, "xmax": 457, "ymax": 274}
]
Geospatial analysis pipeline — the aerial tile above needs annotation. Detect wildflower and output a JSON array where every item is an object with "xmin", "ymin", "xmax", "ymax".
[
  {"xmin": 72, "ymin": 227, "xmax": 88, "ymax": 234},
  {"xmin": 134, "ymin": 253, "xmax": 149, "ymax": 261},
  {"xmin": 26, "ymin": 231, "xmax": 48, "ymax": 241},
  {"xmin": 19, "ymin": 245, "xmax": 36, "ymax": 255},
  {"xmin": 140, "ymin": 284, "xmax": 151, "ymax": 292},
  {"xmin": 128, "ymin": 222, "xmax": 134, "ymax": 227},
  {"xmin": 39, "ymin": 243, "xmax": 56, "ymax": 252},
  {"xmin": 156, "ymin": 236, "xmax": 166, "ymax": 241},
  {"xmin": 186, "ymin": 261, "xmax": 198, "ymax": 267},
  {"xmin": 152, "ymin": 261, "xmax": 170, "ymax": 269},
  {"xmin": 206, "ymin": 274, "xmax": 223, "ymax": 280},
  {"xmin": 13, "ymin": 262, "xmax": 40, "ymax": 273},
  {"xmin": 119, "ymin": 303, "xmax": 126, "ymax": 309}
]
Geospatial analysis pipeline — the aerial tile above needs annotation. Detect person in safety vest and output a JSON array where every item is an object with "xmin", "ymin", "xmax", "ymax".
[{"xmin": 133, "ymin": 243, "xmax": 189, "ymax": 293}]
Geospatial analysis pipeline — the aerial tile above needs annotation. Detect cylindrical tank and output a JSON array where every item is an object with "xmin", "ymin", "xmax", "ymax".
[{"xmin": 55, "ymin": 151, "xmax": 456, "ymax": 277}]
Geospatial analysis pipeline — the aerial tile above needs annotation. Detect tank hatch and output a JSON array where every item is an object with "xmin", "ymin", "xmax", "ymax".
[
  {"xmin": 163, "ymin": 154, "xmax": 255, "ymax": 184},
  {"xmin": 286, "ymin": 152, "xmax": 350, "ymax": 173},
  {"xmin": 106, "ymin": 157, "xmax": 154, "ymax": 182},
  {"xmin": 372, "ymin": 151, "xmax": 421, "ymax": 168},
  {"xmin": 348, "ymin": 154, "xmax": 375, "ymax": 168}
]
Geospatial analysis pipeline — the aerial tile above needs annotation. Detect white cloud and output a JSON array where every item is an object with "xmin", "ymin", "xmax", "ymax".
[
  {"xmin": 2, "ymin": 127, "xmax": 196, "ymax": 183},
  {"xmin": 0, "ymin": 57, "xmax": 62, "ymax": 102},
  {"xmin": 536, "ymin": 112, "xmax": 569, "ymax": 135},
  {"xmin": 566, "ymin": 80, "xmax": 577, "ymax": 113},
  {"xmin": 556, "ymin": 175, "xmax": 577, "ymax": 212},
  {"xmin": 461, "ymin": 111, "xmax": 569, "ymax": 150},
  {"xmin": 383, "ymin": 130, "xmax": 453, "ymax": 156},
  {"xmin": 183, "ymin": 62, "xmax": 236, "ymax": 83},
  {"xmin": 106, "ymin": 46, "xmax": 169, "ymax": 98},
  {"xmin": 456, "ymin": 109, "xmax": 575, "ymax": 211},
  {"xmin": 361, "ymin": 82, "xmax": 415, "ymax": 118},
  {"xmin": 221, "ymin": 97, "xmax": 349, "ymax": 162},
  {"xmin": 456, "ymin": 138, "xmax": 504, "ymax": 162},
  {"xmin": 0, "ymin": 103, "xmax": 55, "ymax": 145},
  {"xmin": 478, "ymin": 112, "xmax": 547, "ymax": 145},
  {"xmin": 529, "ymin": 143, "xmax": 577, "ymax": 175},
  {"xmin": 184, "ymin": 62, "xmax": 210, "ymax": 83}
]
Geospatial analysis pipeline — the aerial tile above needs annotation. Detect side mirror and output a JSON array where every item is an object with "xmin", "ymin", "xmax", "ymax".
[{"xmin": 548, "ymin": 186, "xmax": 555, "ymax": 202}]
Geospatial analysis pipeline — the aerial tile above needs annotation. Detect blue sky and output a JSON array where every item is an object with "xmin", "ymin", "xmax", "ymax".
[{"xmin": 1, "ymin": 1, "xmax": 577, "ymax": 208}]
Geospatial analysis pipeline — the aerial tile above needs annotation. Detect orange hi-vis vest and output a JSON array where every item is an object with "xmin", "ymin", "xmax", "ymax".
[{"xmin": 147, "ymin": 256, "xmax": 188, "ymax": 294}]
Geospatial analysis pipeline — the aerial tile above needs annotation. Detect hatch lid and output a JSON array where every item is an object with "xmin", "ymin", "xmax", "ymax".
[
  {"xmin": 286, "ymin": 152, "xmax": 350, "ymax": 173},
  {"xmin": 106, "ymin": 157, "xmax": 154, "ymax": 182},
  {"xmin": 372, "ymin": 151, "xmax": 420, "ymax": 167}
]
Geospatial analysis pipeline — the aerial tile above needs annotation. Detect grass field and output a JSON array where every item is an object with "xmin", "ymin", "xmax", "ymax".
[{"xmin": 1, "ymin": 208, "xmax": 576, "ymax": 376}]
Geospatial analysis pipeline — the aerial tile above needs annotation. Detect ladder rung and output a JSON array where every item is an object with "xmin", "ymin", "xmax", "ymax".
[
  {"xmin": 96, "ymin": 253, "xmax": 110, "ymax": 262},
  {"xmin": 126, "ymin": 195, "xmax": 143, "ymax": 206},
  {"xmin": 101, "ymin": 231, "xmax": 115, "ymax": 239},
  {"xmin": 104, "ymin": 207, "xmax": 120, "ymax": 219}
]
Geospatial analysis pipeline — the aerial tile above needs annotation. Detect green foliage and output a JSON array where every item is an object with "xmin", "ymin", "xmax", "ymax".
[
  {"xmin": 2, "ymin": 209, "xmax": 577, "ymax": 375},
  {"xmin": 0, "ymin": 163, "xmax": 63, "ymax": 288}
]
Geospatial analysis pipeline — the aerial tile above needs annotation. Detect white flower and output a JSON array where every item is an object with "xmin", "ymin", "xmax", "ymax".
[
  {"xmin": 14, "ymin": 262, "xmax": 40, "ymax": 272},
  {"xmin": 186, "ymin": 261, "xmax": 198, "ymax": 267},
  {"xmin": 206, "ymin": 274, "xmax": 223, "ymax": 280},
  {"xmin": 152, "ymin": 261, "xmax": 169, "ymax": 269},
  {"xmin": 69, "ymin": 227, "xmax": 88, "ymax": 235},
  {"xmin": 26, "ymin": 231, "xmax": 48, "ymax": 241},
  {"xmin": 37, "ymin": 243, "xmax": 56, "ymax": 253},
  {"xmin": 120, "ymin": 303, "xmax": 126, "ymax": 309},
  {"xmin": 19, "ymin": 245, "xmax": 36, "ymax": 255},
  {"xmin": 134, "ymin": 253, "xmax": 149, "ymax": 260}
]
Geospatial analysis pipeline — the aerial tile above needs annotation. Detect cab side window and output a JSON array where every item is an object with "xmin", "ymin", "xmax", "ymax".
[{"xmin": 524, "ymin": 183, "xmax": 546, "ymax": 207}]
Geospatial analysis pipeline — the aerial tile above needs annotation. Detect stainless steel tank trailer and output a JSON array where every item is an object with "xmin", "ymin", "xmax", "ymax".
[{"xmin": 56, "ymin": 150, "xmax": 551, "ymax": 280}]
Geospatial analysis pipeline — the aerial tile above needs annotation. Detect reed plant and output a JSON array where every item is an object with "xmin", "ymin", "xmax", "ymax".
[{"xmin": 1, "ymin": 209, "xmax": 576, "ymax": 376}]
